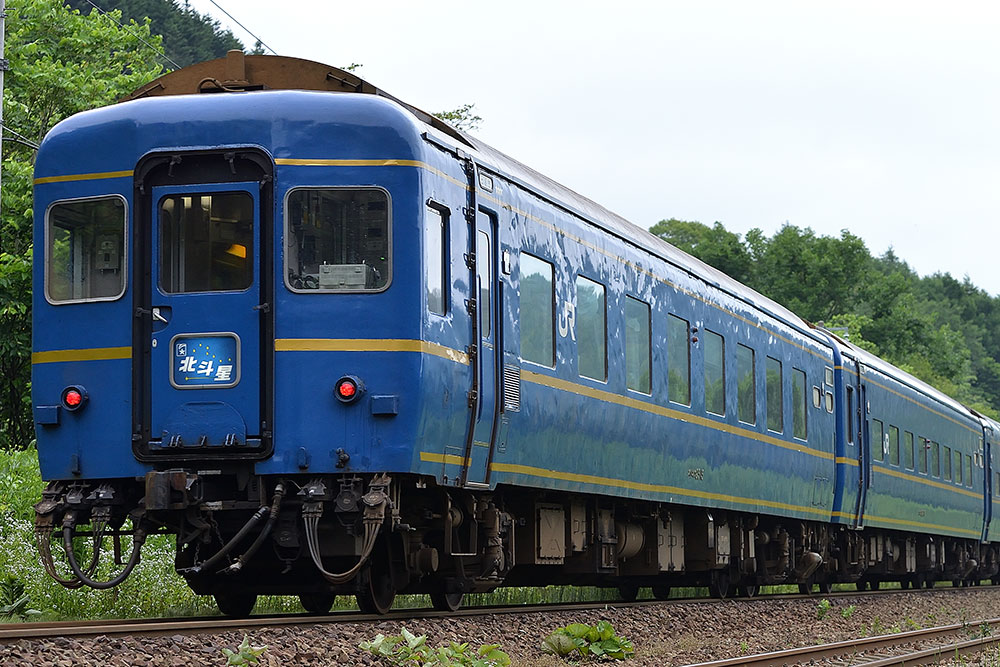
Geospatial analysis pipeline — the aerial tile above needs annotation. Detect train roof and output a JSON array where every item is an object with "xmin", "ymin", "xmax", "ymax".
[{"xmin": 128, "ymin": 52, "xmax": 825, "ymax": 349}]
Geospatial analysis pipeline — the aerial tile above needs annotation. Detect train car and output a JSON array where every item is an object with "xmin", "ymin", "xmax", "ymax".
[{"xmin": 31, "ymin": 52, "xmax": 999, "ymax": 615}]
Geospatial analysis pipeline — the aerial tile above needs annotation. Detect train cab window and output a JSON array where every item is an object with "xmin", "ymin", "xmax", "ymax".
[
  {"xmin": 792, "ymin": 368, "xmax": 807, "ymax": 440},
  {"xmin": 931, "ymin": 441, "xmax": 941, "ymax": 477},
  {"xmin": 520, "ymin": 253, "xmax": 555, "ymax": 367},
  {"xmin": 667, "ymin": 314, "xmax": 691, "ymax": 405},
  {"xmin": 953, "ymin": 449, "xmax": 962, "ymax": 485},
  {"xmin": 737, "ymin": 344, "xmax": 756, "ymax": 425},
  {"xmin": 285, "ymin": 188, "xmax": 390, "ymax": 292},
  {"xmin": 888, "ymin": 426, "xmax": 900, "ymax": 466},
  {"xmin": 625, "ymin": 297, "xmax": 651, "ymax": 394},
  {"xmin": 846, "ymin": 386, "xmax": 854, "ymax": 444},
  {"xmin": 160, "ymin": 192, "xmax": 253, "ymax": 293},
  {"xmin": 904, "ymin": 431, "xmax": 915, "ymax": 470},
  {"xmin": 871, "ymin": 419, "xmax": 884, "ymax": 462},
  {"xmin": 765, "ymin": 357, "xmax": 782, "ymax": 433},
  {"xmin": 576, "ymin": 276, "xmax": 607, "ymax": 381},
  {"xmin": 424, "ymin": 205, "xmax": 447, "ymax": 315},
  {"xmin": 943, "ymin": 446, "xmax": 953, "ymax": 481},
  {"xmin": 46, "ymin": 196, "xmax": 127, "ymax": 303},
  {"xmin": 966, "ymin": 455, "xmax": 973, "ymax": 488},
  {"xmin": 704, "ymin": 330, "xmax": 725, "ymax": 416}
]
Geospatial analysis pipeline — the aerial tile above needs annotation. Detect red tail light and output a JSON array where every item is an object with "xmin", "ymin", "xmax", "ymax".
[
  {"xmin": 334, "ymin": 376, "xmax": 364, "ymax": 403},
  {"xmin": 61, "ymin": 386, "xmax": 88, "ymax": 412}
]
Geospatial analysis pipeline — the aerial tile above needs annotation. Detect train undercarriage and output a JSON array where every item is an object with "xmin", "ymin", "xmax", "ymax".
[{"xmin": 34, "ymin": 471, "xmax": 1000, "ymax": 616}]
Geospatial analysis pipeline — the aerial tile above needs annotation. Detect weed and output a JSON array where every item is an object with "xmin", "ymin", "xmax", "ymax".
[
  {"xmin": 739, "ymin": 640, "xmax": 750, "ymax": 655},
  {"xmin": 221, "ymin": 635, "xmax": 268, "ymax": 665},
  {"xmin": 816, "ymin": 598, "xmax": 832, "ymax": 620},
  {"xmin": 360, "ymin": 628, "xmax": 510, "ymax": 666},
  {"xmin": 869, "ymin": 616, "xmax": 884, "ymax": 636},
  {"xmin": 0, "ymin": 576, "xmax": 40, "ymax": 621},
  {"xmin": 904, "ymin": 617, "xmax": 920, "ymax": 631},
  {"xmin": 541, "ymin": 621, "xmax": 634, "ymax": 660},
  {"xmin": 840, "ymin": 605, "xmax": 856, "ymax": 620}
]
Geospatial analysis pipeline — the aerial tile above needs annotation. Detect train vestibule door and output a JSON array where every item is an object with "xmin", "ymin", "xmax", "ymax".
[
  {"xmin": 983, "ymin": 425, "xmax": 994, "ymax": 542},
  {"xmin": 145, "ymin": 182, "xmax": 263, "ymax": 452},
  {"xmin": 461, "ymin": 208, "xmax": 499, "ymax": 486},
  {"xmin": 853, "ymin": 368, "xmax": 870, "ymax": 529}
]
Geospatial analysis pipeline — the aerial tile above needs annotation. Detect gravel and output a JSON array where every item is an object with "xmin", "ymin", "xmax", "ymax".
[{"xmin": 3, "ymin": 587, "xmax": 1000, "ymax": 666}]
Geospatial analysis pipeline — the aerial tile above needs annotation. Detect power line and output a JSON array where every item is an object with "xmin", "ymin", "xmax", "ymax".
[
  {"xmin": 82, "ymin": 0, "xmax": 182, "ymax": 70},
  {"xmin": 206, "ymin": 0, "xmax": 277, "ymax": 55},
  {"xmin": 1, "ymin": 123, "xmax": 38, "ymax": 150}
]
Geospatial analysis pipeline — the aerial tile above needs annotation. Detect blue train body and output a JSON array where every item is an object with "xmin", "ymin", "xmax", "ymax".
[{"xmin": 30, "ymin": 54, "xmax": 999, "ymax": 613}]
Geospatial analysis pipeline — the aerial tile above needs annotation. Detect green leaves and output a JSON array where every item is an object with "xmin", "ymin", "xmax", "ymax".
[
  {"xmin": 359, "ymin": 628, "xmax": 511, "ymax": 666},
  {"xmin": 541, "ymin": 621, "xmax": 635, "ymax": 661},
  {"xmin": 221, "ymin": 635, "xmax": 268, "ymax": 665}
]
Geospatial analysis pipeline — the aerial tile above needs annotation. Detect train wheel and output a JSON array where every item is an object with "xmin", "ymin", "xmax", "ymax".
[
  {"xmin": 710, "ymin": 570, "xmax": 732, "ymax": 599},
  {"xmin": 924, "ymin": 578, "xmax": 936, "ymax": 589},
  {"xmin": 652, "ymin": 584, "xmax": 671, "ymax": 600},
  {"xmin": 912, "ymin": 574, "xmax": 926, "ymax": 589},
  {"xmin": 617, "ymin": 583, "xmax": 639, "ymax": 602},
  {"xmin": 817, "ymin": 579, "xmax": 832, "ymax": 595},
  {"xmin": 869, "ymin": 580, "xmax": 881, "ymax": 591},
  {"xmin": 429, "ymin": 591, "xmax": 464, "ymax": 612},
  {"xmin": 900, "ymin": 579, "xmax": 911, "ymax": 590},
  {"xmin": 299, "ymin": 592, "xmax": 337, "ymax": 614},
  {"xmin": 214, "ymin": 591, "xmax": 257, "ymax": 617},
  {"xmin": 798, "ymin": 583, "xmax": 813, "ymax": 595},
  {"xmin": 738, "ymin": 583, "xmax": 759, "ymax": 598},
  {"xmin": 356, "ymin": 568, "xmax": 396, "ymax": 615},
  {"xmin": 855, "ymin": 580, "xmax": 868, "ymax": 591}
]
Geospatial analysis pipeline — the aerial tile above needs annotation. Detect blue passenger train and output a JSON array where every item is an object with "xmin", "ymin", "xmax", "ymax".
[{"xmin": 30, "ymin": 53, "xmax": 1000, "ymax": 615}]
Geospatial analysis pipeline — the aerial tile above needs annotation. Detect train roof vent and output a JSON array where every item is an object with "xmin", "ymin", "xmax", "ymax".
[{"xmin": 124, "ymin": 51, "xmax": 474, "ymax": 149}]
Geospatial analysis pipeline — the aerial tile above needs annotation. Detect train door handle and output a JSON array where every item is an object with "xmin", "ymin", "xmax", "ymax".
[{"xmin": 151, "ymin": 307, "xmax": 169, "ymax": 324}]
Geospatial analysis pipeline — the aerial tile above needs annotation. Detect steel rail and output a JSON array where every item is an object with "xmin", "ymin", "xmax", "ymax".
[
  {"xmin": 684, "ymin": 617, "xmax": 1000, "ymax": 667},
  {"xmin": 0, "ymin": 584, "xmax": 984, "ymax": 644}
]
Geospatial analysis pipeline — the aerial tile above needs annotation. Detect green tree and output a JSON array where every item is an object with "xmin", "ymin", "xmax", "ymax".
[
  {"xmin": 650, "ymin": 218, "xmax": 753, "ymax": 284},
  {"xmin": 63, "ymin": 0, "xmax": 244, "ymax": 67},
  {"xmin": 0, "ymin": 0, "xmax": 164, "ymax": 448}
]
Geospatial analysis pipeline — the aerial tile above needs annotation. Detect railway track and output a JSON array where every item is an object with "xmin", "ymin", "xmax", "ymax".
[
  {"xmin": 686, "ymin": 617, "xmax": 1000, "ymax": 666},
  {"xmin": 0, "ymin": 585, "xmax": 960, "ymax": 643}
]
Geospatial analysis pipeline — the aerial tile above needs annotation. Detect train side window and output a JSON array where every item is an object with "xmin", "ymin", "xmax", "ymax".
[
  {"xmin": 812, "ymin": 386, "xmax": 822, "ymax": 409},
  {"xmin": 966, "ymin": 454, "xmax": 973, "ymax": 488},
  {"xmin": 737, "ymin": 344, "xmax": 756, "ymax": 425},
  {"xmin": 846, "ymin": 386, "xmax": 854, "ymax": 444},
  {"xmin": 704, "ymin": 330, "xmax": 725, "ymax": 416},
  {"xmin": 904, "ymin": 431, "xmax": 915, "ymax": 470},
  {"xmin": 943, "ymin": 446, "xmax": 952, "ymax": 481},
  {"xmin": 46, "ymin": 196, "xmax": 127, "ymax": 303},
  {"xmin": 792, "ymin": 368, "xmax": 807, "ymax": 440},
  {"xmin": 625, "ymin": 296, "xmax": 651, "ymax": 394},
  {"xmin": 667, "ymin": 314, "xmax": 691, "ymax": 405},
  {"xmin": 424, "ymin": 205, "xmax": 447, "ymax": 315},
  {"xmin": 953, "ymin": 449, "xmax": 962, "ymax": 485},
  {"xmin": 871, "ymin": 419, "xmax": 884, "ymax": 462},
  {"xmin": 765, "ymin": 357, "xmax": 782, "ymax": 433},
  {"xmin": 576, "ymin": 276, "xmax": 607, "ymax": 381},
  {"xmin": 520, "ymin": 253, "xmax": 554, "ymax": 367},
  {"xmin": 919, "ymin": 438, "xmax": 929, "ymax": 474},
  {"xmin": 888, "ymin": 426, "xmax": 900, "ymax": 466},
  {"xmin": 931, "ymin": 441, "xmax": 940, "ymax": 477},
  {"xmin": 285, "ymin": 188, "xmax": 390, "ymax": 291}
]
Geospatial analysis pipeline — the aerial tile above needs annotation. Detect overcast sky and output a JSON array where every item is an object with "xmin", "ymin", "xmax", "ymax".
[{"xmin": 185, "ymin": 1, "xmax": 1000, "ymax": 294}]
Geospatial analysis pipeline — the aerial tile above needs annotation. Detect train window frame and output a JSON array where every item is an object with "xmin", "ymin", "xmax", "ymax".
[
  {"xmin": 792, "ymin": 367, "xmax": 807, "ymax": 440},
  {"xmin": 667, "ymin": 313, "xmax": 691, "ymax": 406},
  {"xmin": 765, "ymin": 356, "xmax": 783, "ymax": 434},
  {"xmin": 903, "ymin": 431, "xmax": 915, "ymax": 470},
  {"xmin": 519, "ymin": 252, "xmax": 555, "ymax": 369},
  {"xmin": 943, "ymin": 445, "xmax": 952, "ymax": 481},
  {"xmin": 812, "ymin": 386, "xmax": 822, "ymax": 409},
  {"xmin": 966, "ymin": 454, "xmax": 973, "ymax": 488},
  {"xmin": 44, "ymin": 194, "xmax": 129, "ymax": 305},
  {"xmin": 918, "ymin": 437, "xmax": 929, "ymax": 475},
  {"xmin": 871, "ymin": 419, "xmax": 884, "ymax": 462},
  {"xmin": 575, "ymin": 275, "xmax": 607, "ymax": 382},
  {"xmin": 953, "ymin": 449, "xmax": 962, "ymax": 486},
  {"xmin": 625, "ymin": 295, "xmax": 651, "ymax": 395},
  {"xmin": 283, "ymin": 186, "xmax": 392, "ymax": 294},
  {"xmin": 424, "ymin": 202, "xmax": 448, "ymax": 315},
  {"xmin": 888, "ymin": 425, "xmax": 900, "ymax": 466},
  {"xmin": 737, "ymin": 344, "xmax": 756, "ymax": 425},
  {"xmin": 704, "ymin": 329, "xmax": 725, "ymax": 417},
  {"xmin": 825, "ymin": 367, "xmax": 834, "ymax": 386},
  {"xmin": 931, "ymin": 441, "xmax": 941, "ymax": 477}
]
